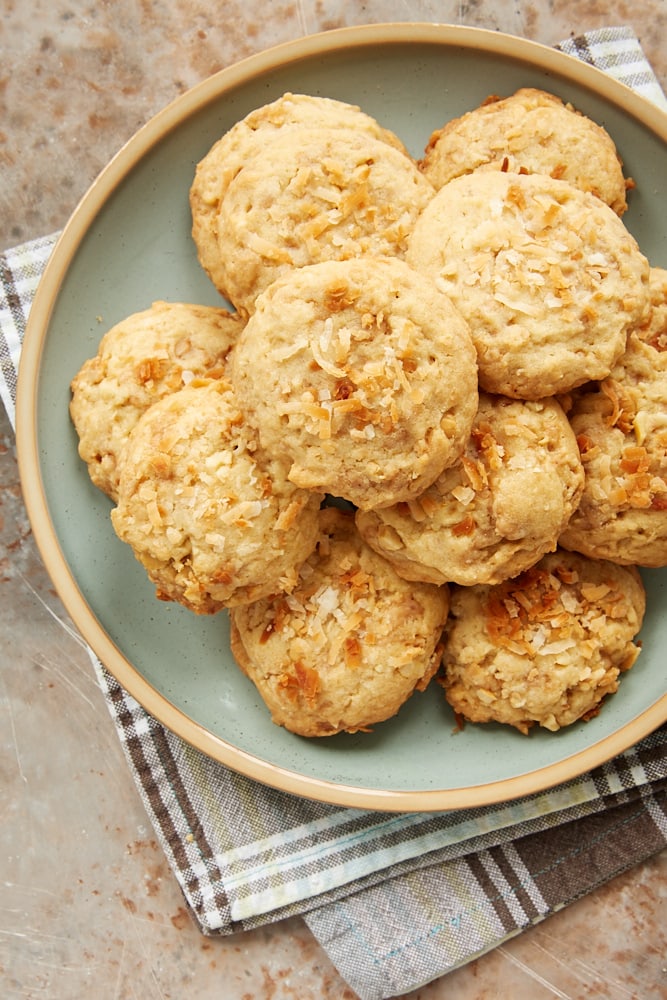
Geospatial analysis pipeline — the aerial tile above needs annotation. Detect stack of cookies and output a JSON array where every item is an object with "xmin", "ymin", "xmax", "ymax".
[{"xmin": 70, "ymin": 89, "xmax": 666, "ymax": 738}]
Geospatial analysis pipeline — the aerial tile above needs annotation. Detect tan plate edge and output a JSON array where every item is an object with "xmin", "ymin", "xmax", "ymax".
[{"xmin": 15, "ymin": 22, "xmax": 667, "ymax": 812}]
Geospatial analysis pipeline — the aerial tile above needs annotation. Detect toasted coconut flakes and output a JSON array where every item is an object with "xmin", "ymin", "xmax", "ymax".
[
  {"xmin": 274, "ymin": 499, "xmax": 302, "ymax": 531},
  {"xmin": 147, "ymin": 499, "xmax": 163, "ymax": 528},
  {"xmin": 547, "ymin": 612, "xmax": 572, "ymax": 630},
  {"xmin": 540, "ymin": 637, "xmax": 577, "ymax": 656},
  {"xmin": 327, "ymin": 609, "xmax": 364, "ymax": 666},
  {"xmin": 581, "ymin": 582, "xmax": 612, "ymax": 602},
  {"xmin": 285, "ymin": 593, "xmax": 305, "ymax": 614},
  {"xmin": 165, "ymin": 526, "xmax": 181, "ymax": 546},
  {"xmin": 601, "ymin": 378, "xmax": 635, "ymax": 431},
  {"xmin": 396, "ymin": 324, "xmax": 412, "ymax": 354},
  {"xmin": 309, "ymin": 223, "xmax": 337, "ymax": 254},
  {"xmin": 272, "ymin": 337, "xmax": 309, "ymax": 362},
  {"xmin": 462, "ymin": 456, "xmax": 487, "ymax": 492},
  {"xmin": 406, "ymin": 498, "xmax": 428, "ymax": 523},
  {"xmin": 310, "ymin": 335, "xmax": 347, "ymax": 378},
  {"xmin": 620, "ymin": 445, "xmax": 650, "ymax": 474},
  {"xmin": 288, "ymin": 164, "xmax": 313, "ymax": 196},
  {"xmin": 282, "ymin": 661, "xmax": 321, "ymax": 705},
  {"xmin": 320, "ymin": 316, "xmax": 334, "ymax": 351},
  {"xmin": 503, "ymin": 598, "xmax": 520, "ymax": 619},
  {"xmin": 335, "ymin": 325, "xmax": 352, "ymax": 364},
  {"xmin": 363, "ymin": 357, "xmax": 388, "ymax": 379},
  {"xmin": 299, "ymin": 562, "xmax": 315, "ymax": 581},
  {"xmin": 494, "ymin": 290, "xmax": 542, "ymax": 316},
  {"xmin": 633, "ymin": 412, "xmax": 650, "ymax": 445},
  {"xmin": 149, "ymin": 452, "xmax": 172, "ymax": 478},
  {"xmin": 419, "ymin": 494, "xmax": 440, "ymax": 517},
  {"xmin": 621, "ymin": 645, "xmax": 642, "ymax": 671},
  {"xmin": 344, "ymin": 636, "xmax": 363, "ymax": 668},
  {"xmin": 576, "ymin": 433, "xmax": 600, "ymax": 459},
  {"xmin": 452, "ymin": 514, "xmax": 476, "ymax": 537},
  {"xmin": 246, "ymin": 232, "xmax": 293, "ymax": 264},
  {"xmin": 435, "ymin": 275, "xmax": 456, "ymax": 296},
  {"xmin": 589, "ymin": 614, "xmax": 608, "ymax": 632},
  {"xmin": 529, "ymin": 626, "xmax": 548, "ymax": 651},
  {"xmin": 560, "ymin": 589, "xmax": 580, "ymax": 614},
  {"xmin": 588, "ymin": 252, "xmax": 610, "ymax": 268},
  {"xmin": 512, "ymin": 588, "xmax": 535, "ymax": 612},
  {"xmin": 204, "ymin": 531, "xmax": 226, "ymax": 547},
  {"xmin": 462, "ymin": 271, "xmax": 482, "ymax": 288},
  {"xmin": 451, "ymin": 485, "xmax": 475, "ymax": 505},
  {"xmin": 315, "ymin": 584, "xmax": 339, "ymax": 617},
  {"xmin": 332, "ymin": 397, "xmax": 363, "ymax": 414},
  {"xmin": 299, "ymin": 401, "xmax": 331, "ymax": 423}
]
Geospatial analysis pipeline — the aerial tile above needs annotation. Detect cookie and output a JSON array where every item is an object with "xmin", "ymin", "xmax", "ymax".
[
  {"xmin": 559, "ymin": 267, "xmax": 667, "ymax": 567},
  {"xmin": 356, "ymin": 394, "xmax": 584, "ymax": 586},
  {"xmin": 420, "ymin": 88, "xmax": 630, "ymax": 214},
  {"xmin": 440, "ymin": 550, "xmax": 646, "ymax": 734},
  {"xmin": 229, "ymin": 256, "xmax": 479, "ymax": 510},
  {"xmin": 210, "ymin": 125, "xmax": 434, "ymax": 314},
  {"xmin": 229, "ymin": 507, "xmax": 449, "ymax": 736},
  {"xmin": 110, "ymin": 378, "xmax": 322, "ymax": 614},
  {"xmin": 70, "ymin": 300, "xmax": 244, "ymax": 500},
  {"xmin": 190, "ymin": 92, "xmax": 408, "ymax": 296},
  {"xmin": 407, "ymin": 171, "xmax": 649, "ymax": 399}
]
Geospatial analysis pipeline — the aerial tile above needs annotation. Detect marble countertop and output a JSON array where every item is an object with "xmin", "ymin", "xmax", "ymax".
[{"xmin": 2, "ymin": 3, "xmax": 666, "ymax": 998}]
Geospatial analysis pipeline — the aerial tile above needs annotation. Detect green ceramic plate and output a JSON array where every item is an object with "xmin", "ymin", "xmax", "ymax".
[{"xmin": 17, "ymin": 24, "xmax": 667, "ymax": 811}]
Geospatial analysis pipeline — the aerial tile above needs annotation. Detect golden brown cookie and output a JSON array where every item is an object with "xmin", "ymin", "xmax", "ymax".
[
  {"xmin": 70, "ymin": 300, "xmax": 244, "ymax": 500},
  {"xmin": 356, "ymin": 394, "xmax": 584, "ymax": 586},
  {"xmin": 420, "ymin": 87, "xmax": 630, "ymax": 214},
  {"xmin": 407, "ymin": 171, "xmax": 649, "ymax": 399},
  {"xmin": 229, "ymin": 507, "xmax": 449, "ymax": 736},
  {"xmin": 229, "ymin": 256, "xmax": 479, "ymax": 510},
  {"xmin": 190, "ymin": 92, "xmax": 408, "ymax": 297},
  {"xmin": 110, "ymin": 378, "xmax": 322, "ymax": 614},
  {"xmin": 559, "ymin": 267, "xmax": 667, "ymax": 567},
  {"xmin": 208, "ymin": 124, "xmax": 434, "ymax": 314},
  {"xmin": 440, "ymin": 550, "xmax": 646, "ymax": 733}
]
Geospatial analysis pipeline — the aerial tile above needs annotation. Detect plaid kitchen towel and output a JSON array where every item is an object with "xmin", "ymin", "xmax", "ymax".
[
  {"xmin": 556, "ymin": 25, "xmax": 667, "ymax": 111},
  {"xmin": 2, "ymin": 27, "xmax": 666, "ymax": 1000},
  {"xmin": 92, "ymin": 663, "xmax": 667, "ymax": 932}
]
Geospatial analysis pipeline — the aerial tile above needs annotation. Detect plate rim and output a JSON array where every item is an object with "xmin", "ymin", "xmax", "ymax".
[{"xmin": 15, "ymin": 22, "xmax": 667, "ymax": 812}]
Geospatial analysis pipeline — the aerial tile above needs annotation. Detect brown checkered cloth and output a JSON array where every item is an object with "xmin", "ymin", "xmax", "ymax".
[{"xmin": 2, "ymin": 27, "xmax": 666, "ymax": 1000}]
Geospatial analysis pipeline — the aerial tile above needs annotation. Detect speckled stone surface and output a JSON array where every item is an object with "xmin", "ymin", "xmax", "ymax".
[{"xmin": 2, "ymin": 3, "xmax": 666, "ymax": 998}]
